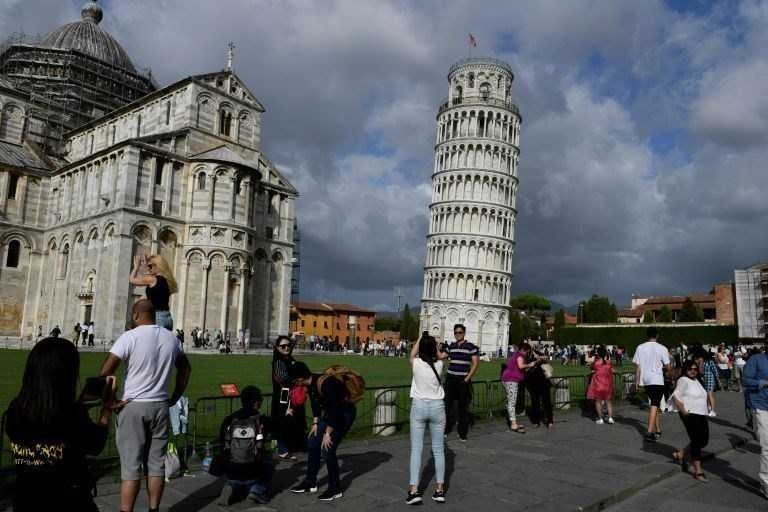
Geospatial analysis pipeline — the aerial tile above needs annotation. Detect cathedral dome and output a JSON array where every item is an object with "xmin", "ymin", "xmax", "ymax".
[{"xmin": 40, "ymin": 1, "xmax": 136, "ymax": 73}]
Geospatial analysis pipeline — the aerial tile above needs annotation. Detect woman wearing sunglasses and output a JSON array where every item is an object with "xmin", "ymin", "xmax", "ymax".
[
  {"xmin": 271, "ymin": 336, "xmax": 306, "ymax": 459},
  {"xmin": 129, "ymin": 254, "xmax": 178, "ymax": 330},
  {"xmin": 670, "ymin": 359, "xmax": 710, "ymax": 482}
]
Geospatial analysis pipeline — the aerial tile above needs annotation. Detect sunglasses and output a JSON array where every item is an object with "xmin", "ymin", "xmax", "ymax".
[
  {"xmin": 278, "ymin": 344, "xmax": 291, "ymax": 349},
  {"xmin": 147, "ymin": 263, "xmax": 154, "ymax": 269}
]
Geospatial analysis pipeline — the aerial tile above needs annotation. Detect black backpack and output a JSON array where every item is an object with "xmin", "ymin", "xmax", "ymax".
[{"xmin": 225, "ymin": 414, "xmax": 263, "ymax": 465}]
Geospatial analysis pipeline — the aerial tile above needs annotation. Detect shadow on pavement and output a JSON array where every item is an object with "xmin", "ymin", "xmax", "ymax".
[
  {"xmin": 612, "ymin": 415, "xmax": 647, "ymax": 436},
  {"xmin": 168, "ymin": 477, "xmax": 226, "ymax": 512},
  {"xmin": 709, "ymin": 416, "xmax": 754, "ymax": 436},
  {"xmin": 316, "ymin": 450, "xmax": 393, "ymax": 492},
  {"xmin": 417, "ymin": 444, "xmax": 456, "ymax": 491}
]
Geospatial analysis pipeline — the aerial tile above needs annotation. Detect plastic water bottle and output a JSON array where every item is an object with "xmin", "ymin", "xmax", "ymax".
[{"xmin": 201, "ymin": 442, "xmax": 212, "ymax": 473}]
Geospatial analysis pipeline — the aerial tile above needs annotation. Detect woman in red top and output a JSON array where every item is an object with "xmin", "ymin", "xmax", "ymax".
[{"xmin": 587, "ymin": 346, "xmax": 615, "ymax": 424}]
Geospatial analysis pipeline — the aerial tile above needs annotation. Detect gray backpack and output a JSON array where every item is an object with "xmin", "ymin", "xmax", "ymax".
[{"xmin": 226, "ymin": 414, "xmax": 263, "ymax": 465}]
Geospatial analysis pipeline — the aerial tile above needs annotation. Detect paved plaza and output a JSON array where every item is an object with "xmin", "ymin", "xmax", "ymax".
[{"xmin": 69, "ymin": 391, "xmax": 762, "ymax": 511}]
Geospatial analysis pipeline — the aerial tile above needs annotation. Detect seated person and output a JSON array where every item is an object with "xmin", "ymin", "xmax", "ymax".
[{"xmin": 217, "ymin": 386, "xmax": 273, "ymax": 505}]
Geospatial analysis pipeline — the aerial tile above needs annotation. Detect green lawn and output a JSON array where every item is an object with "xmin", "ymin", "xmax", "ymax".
[{"xmin": 0, "ymin": 349, "xmax": 633, "ymax": 414}]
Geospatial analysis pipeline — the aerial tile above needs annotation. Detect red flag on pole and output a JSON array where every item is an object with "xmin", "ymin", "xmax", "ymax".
[{"xmin": 469, "ymin": 33, "xmax": 477, "ymax": 47}]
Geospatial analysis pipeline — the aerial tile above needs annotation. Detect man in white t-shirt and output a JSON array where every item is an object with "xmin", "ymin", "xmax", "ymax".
[
  {"xmin": 633, "ymin": 327, "xmax": 671, "ymax": 442},
  {"xmin": 100, "ymin": 299, "xmax": 192, "ymax": 512}
]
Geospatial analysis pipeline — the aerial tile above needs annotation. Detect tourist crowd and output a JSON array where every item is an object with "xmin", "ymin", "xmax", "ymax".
[{"xmin": 6, "ymin": 253, "xmax": 768, "ymax": 508}]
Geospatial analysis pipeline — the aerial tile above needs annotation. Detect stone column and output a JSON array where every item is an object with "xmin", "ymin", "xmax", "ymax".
[
  {"xmin": 110, "ymin": 156, "xmax": 118, "ymax": 208},
  {"xmin": 221, "ymin": 265, "xmax": 231, "ymax": 334},
  {"xmin": 230, "ymin": 176, "xmax": 237, "ymax": 221},
  {"xmin": 17, "ymin": 175, "xmax": 28, "ymax": 223},
  {"xmin": 0, "ymin": 172, "xmax": 8, "ymax": 215},
  {"xmin": 263, "ymin": 261, "xmax": 271, "ymax": 344},
  {"xmin": 163, "ymin": 161, "xmax": 173, "ymax": 216},
  {"xmin": 64, "ymin": 174, "xmax": 73, "ymax": 220},
  {"xmin": 176, "ymin": 260, "xmax": 188, "ymax": 330},
  {"xmin": 237, "ymin": 268, "xmax": 247, "ymax": 333},
  {"xmin": 439, "ymin": 315, "xmax": 446, "ymax": 343},
  {"xmin": 95, "ymin": 160, "xmax": 104, "ymax": 211},
  {"xmin": 478, "ymin": 319, "xmax": 485, "ymax": 350},
  {"xmin": 243, "ymin": 180, "xmax": 252, "ymax": 225},
  {"xmin": 208, "ymin": 175, "xmax": 217, "ymax": 218},
  {"xmin": 200, "ymin": 261, "xmax": 210, "ymax": 329},
  {"xmin": 148, "ymin": 157, "xmax": 159, "ymax": 211}
]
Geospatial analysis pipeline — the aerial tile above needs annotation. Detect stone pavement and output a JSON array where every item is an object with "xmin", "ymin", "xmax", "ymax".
[{"xmin": 82, "ymin": 392, "xmax": 764, "ymax": 511}]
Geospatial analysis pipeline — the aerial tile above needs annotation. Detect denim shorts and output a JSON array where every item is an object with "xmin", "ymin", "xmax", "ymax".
[{"xmin": 156, "ymin": 310, "xmax": 173, "ymax": 331}]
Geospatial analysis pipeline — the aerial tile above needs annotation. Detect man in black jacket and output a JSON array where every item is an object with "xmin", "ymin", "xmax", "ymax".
[
  {"xmin": 217, "ymin": 386, "xmax": 272, "ymax": 505},
  {"xmin": 289, "ymin": 362, "xmax": 356, "ymax": 502}
]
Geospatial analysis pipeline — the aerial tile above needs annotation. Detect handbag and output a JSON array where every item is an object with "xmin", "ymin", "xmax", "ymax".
[
  {"xmin": 164, "ymin": 441, "xmax": 181, "ymax": 480},
  {"xmin": 289, "ymin": 385, "xmax": 307, "ymax": 406}
]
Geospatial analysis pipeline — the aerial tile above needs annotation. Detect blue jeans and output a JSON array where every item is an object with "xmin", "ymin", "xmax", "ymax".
[
  {"xmin": 409, "ymin": 398, "xmax": 446, "ymax": 486},
  {"xmin": 156, "ymin": 310, "xmax": 173, "ymax": 331},
  {"xmin": 227, "ymin": 459, "xmax": 273, "ymax": 496},
  {"xmin": 305, "ymin": 407, "xmax": 356, "ymax": 490}
]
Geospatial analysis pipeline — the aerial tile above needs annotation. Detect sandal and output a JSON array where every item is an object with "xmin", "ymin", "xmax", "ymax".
[
  {"xmin": 693, "ymin": 472, "xmax": 708, "ymax": 482},
  {"xmin": 509, "ymin": 425, "xmax": 526, "ymax": 434}
]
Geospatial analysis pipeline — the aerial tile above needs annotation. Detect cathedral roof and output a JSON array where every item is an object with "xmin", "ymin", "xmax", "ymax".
[
  {"xmin": 40, "ymin": 1, "xmax": 137, "ymax": 72},
  {"xmin": 0, "ymin": 141, "xmax": 52, "ymax": 172}
]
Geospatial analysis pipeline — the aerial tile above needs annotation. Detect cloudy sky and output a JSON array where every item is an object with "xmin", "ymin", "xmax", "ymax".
[{"xmin": 4, "ymin": 0, "xmax": 768, "ymax": 310}]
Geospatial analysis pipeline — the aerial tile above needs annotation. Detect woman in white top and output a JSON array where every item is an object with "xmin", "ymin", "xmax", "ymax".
[
  {"xmin": 406, "ymin": 333, "xmax": 448, "ymax": 505},
  {"xmin": 671, "ymin": 359, "xmax": 710, "ymax": 482}
]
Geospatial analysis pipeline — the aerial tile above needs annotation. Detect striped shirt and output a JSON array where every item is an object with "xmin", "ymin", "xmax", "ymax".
[{"xmin": 447, "ymin": 340, "xmax": 479, "ymax": 378}]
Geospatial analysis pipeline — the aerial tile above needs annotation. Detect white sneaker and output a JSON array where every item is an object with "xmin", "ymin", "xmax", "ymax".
[
  {"xmin": 596, "ymin": 418, "xmax": 604, "ymax": 425},
  {"xmin": 607, "ymin": 417, "xmax": 615, "ymax": 424},
  {"xmin": 708, "ymin": 410, "xmax": 717, "ymax": 417}
]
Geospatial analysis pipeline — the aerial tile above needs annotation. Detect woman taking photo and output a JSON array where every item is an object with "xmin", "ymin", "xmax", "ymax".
[
  {"xmin": 406, "ymin": 334, "xmax": 449, "ymax": 505},
  {"xmin": 6, "ymin": 338, "xmax": 116, "ymax": 511},
  {"xmin": 670, "ymin": 359, "xmax": 710, "ymax": 482},
  {"xmin": 272, "ymin": 335, "xmax": 305, "ymax": 459},
  {"xmin": 129, "ymin": 254, "xmax": 178, "ymax": 330},
  {"xmin": 501, "ymin": 343, "xmax": 537, "ymax": 433}
]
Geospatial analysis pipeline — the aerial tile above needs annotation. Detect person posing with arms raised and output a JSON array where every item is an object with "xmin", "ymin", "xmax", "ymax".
[
  {"xmin": 670, "ymin": 359, "xmax": 710, "ymax": 482},
  {"xmin": 99, "ymin": 299, "xmax": 192, "ymax": 512},
  {"xmin": 406, "ymin": 333, "xmax": 449, "ymax": 505},
  {"xmin": 271, "ymin": 335, "xmax": 306, "ymax": 460},
  {"xmin": 6, "ymin": 338, "xmax": 117, "ymax": 512},
  {"xmin": 129, "ymin": 254, "xmax": 178, "ymax": 330},
  {"xmin": 444, "ymin": 323, "xmax": 479, "ymax": 441},
  {"xmin": 633, "ymin": 327, "xmax": 671, "ymax": 442},
  {"xmin": 290, "ymin": 362, "xmax": 364, "ymax": 501},
  {"xmin": 502, "ymin": 342, "xmax": 537, "ymax": 433}
]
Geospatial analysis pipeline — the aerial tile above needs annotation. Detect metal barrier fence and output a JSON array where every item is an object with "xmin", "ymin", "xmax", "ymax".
[{"xmin": 1, "ymin": 372, "xmax": 637, "ymax": 471}]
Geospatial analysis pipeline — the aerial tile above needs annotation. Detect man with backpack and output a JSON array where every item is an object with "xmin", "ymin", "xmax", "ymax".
[
  {"xmin": 289, "ymin": 362, "xmax": 365, "ymax": 501},
  {"xmin": 216, "ymin": 386, "xmax": 272, "ymax": 506}
]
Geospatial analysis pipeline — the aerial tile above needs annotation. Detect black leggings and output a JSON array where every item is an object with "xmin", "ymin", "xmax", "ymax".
[{"xmin": 680, "ymin": 412, "xmax": 709, "ymax": 461}]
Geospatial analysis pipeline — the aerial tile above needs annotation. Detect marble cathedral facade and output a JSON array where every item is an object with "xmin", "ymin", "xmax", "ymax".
[{"xmin": 0, "ymin": 2, "xmax": 297, "ymax": 343}]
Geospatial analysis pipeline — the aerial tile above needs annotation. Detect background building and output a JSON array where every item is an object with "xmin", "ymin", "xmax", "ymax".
[
  {"xmin": 620, "ymin": 283, "xmax": 736, "ymax": 325},
  {"xmin": 0, "ymin": 2, "xmax": 297, "ymax": 344},
  {"xmin": 289, "ymin": 301, "xmax": 375, "ymax": 348},
  {"xmin": 420, "ymin": 57, "xmax": 521, "ymax": 352},
  {"xmin": 735, "ymin": 263, "xmax": 767, "ymax": 340}
]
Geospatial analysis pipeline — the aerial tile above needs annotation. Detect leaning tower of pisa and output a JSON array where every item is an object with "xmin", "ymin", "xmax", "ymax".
[{"xmin": 420, "ymin": 57, "xmax": 521, "ymax": 353}]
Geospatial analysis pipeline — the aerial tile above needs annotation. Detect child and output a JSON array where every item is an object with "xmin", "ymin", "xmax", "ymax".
[
  {"xmin": 217, "ymin": 386, "xmax": 273, "ymax": 506},
  {"xmin": 587, "ymin": 346, "xmax": 615, "ymax": 424}
]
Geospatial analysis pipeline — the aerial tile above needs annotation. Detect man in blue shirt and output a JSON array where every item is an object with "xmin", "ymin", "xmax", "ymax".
[
  {"xmin": 444, "ymin": 323, "xmax": 479, "ymax": 441},
  {"xmin": 743, "ymin": 346, "xmax": 768, "ymax": 499}
]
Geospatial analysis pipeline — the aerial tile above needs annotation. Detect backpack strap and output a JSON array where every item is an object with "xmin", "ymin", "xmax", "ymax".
[{"xmin": 426, "ymin": 360, "xmax": 442, "ymax": 387}]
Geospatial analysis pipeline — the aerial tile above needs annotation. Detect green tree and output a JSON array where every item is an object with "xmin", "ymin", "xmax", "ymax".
[
  {"xmin": 509, "ymin": 311, "xmax": 525, "ymax": 345},
  {"xmin": 582, "ymin": 295, "xmax": 618, "ymax": 323},
  {"xmin": 678, "ymin": 297, "xmax": 703, "ymax": 322},
  {"xmin": 510, "ymin": 293, "xmax": 551, "ymax": 314},
  {"xmin": 374, "ymin": 316, "xmax": 399, "ymax": 332},
  {"xmin": 400, "ymin": 304, "xmax": 413, "ymax": 341},
  {"xmin": 553, "ymin": 309, "xmax": 566, "ymax": 343},
  {"xmin": 658, "ymin": 306, "xmax": 673, "ymax": 323},
  {"xmin": 642, "ymin": 310, "xmax": 654, "ymax": 323}
]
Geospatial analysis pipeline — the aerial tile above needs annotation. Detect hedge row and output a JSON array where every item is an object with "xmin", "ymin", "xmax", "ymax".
[{"xmin": 554, "ymin": 324, "xmax": 738, "ymax": 354}]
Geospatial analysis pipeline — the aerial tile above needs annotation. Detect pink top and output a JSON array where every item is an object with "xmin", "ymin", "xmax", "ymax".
[{"xmin": 501, "ymin": 353, "xmax": 525, "ymax": 383}]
